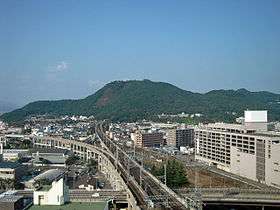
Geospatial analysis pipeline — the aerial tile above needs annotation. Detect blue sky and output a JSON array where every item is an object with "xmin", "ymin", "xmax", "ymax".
[{"xmin": 1, "ymin": 0, "xmax": 280, "ymax": 105}]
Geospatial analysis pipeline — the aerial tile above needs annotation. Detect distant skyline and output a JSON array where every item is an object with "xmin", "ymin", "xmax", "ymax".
[{"xmin": 1, "ymin": 0, "xmax": 280, "ymax": 106}]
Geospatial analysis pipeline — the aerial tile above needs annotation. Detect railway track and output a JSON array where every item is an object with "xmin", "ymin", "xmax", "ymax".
[{"xmin": 96, "ymin": 122, "xmax": 200, "ymax": 210}]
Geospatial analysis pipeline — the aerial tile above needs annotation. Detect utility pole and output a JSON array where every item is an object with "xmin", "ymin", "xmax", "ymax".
[
  {"xmin": 133, "ymin": 143, "xmax": 136, "ymax": 159},
  {"xmin": 140, "ymin": 153, "xmax": 143, "ymax": 187},
  {"xmin": 195, "ymin": 170, "xmax": 198, "ymax": 188},
  {"xmin": 127, "ymin": 158, "xmax": 130, "ymax": 183},
  {"xmin": 164, "ymin": 164, "xmax": 167, "ymax": 185},
  {"xmin": 115, "ymin": 147, "xmax": 118, "ymax": 169}
]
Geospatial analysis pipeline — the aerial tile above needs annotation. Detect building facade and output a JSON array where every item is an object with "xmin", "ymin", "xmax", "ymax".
[
  {"xmin": 176, "ymin": 128, "xmax": 194, "ymax": 148},
  {"xmin": 166, "ymin": 128, "xmax": 194, "ymax": 148},
  {"xmin": 0, "ymin": 162, "xmax": 26, "ymax": 180},
  {"xmin": 195, "ymin": 122, "xmax": 280, "ymax": 188},
  {"xmin": 34, "ymin": 178, "xmax": 69, "ymax": 206},
  {"xmin": 166, "ymin": 129, "xmax": 176, "ymax": 147},
  {"xmin": 135, "ymin": 131, "xmax": 164, "ymax": 148}
]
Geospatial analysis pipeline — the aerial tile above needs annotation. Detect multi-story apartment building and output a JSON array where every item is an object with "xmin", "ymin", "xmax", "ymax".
[
  {"xmin": 166, "ymin": 129, "xmax": 176, "ymax": 147},
  {"xmin": 195, "ymin": 111, "xmax": 280, "ymax": 188},
  {"xmin": 176, "ymin": 128, "xmax": 194, "ymax": 148},
  {"xmin": 135, "ymin": 131, "xmax": 164, "ymax": 148},
  {"xmin": 166, "ymin": 128, "xmax": 194, "ymax": 148}
]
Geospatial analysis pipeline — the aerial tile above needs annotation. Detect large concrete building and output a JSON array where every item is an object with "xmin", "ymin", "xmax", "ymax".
[
  {"xmin": 135, "ymin": 131, "xmax": 164, "ymax": 148},
  {"xmin": 166, "ymin": 128, "xmax": 194, "ymax": 148},
  {"xmin": 166, "ymin": 129, "xmax": 176, "ymax": 147},
  {"xmin": 2, "ymin": 149, "xmax": 28, "ymax": 161},
  {"xmin": 176, "ymin": 128, "xmax": 194, "ymax": 148},
  {"xmin": 195, "ymin": 111, "xmax": 280, "ymax": 188},
  {"xmin": 0, "ymin": 162, "xmax": 26, "ymax": 180}
]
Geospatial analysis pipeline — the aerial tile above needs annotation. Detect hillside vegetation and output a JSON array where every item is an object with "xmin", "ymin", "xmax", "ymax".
[{"xmin": 1, "ymin": 80, "xmax": 280, "ymax": 123}]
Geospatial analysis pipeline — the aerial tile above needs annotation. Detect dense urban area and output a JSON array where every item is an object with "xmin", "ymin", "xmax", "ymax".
[
  {"xmin": 2, "ymin": 0, "xmax": 280, "ymax": 209},
  {"xmin": 0, "ymin": 109, "xmax": 279, "ymax": 210}
]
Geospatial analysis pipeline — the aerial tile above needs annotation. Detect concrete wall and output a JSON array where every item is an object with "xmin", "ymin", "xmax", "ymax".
[
  {"xmin": 265, "ymin": 142, "xmax": 280, "ymax": 188},
  {"xmin": 166, "ymin": 129, "xmax": 176, "ymax": 147},
  {"xmin": 245, "ymin": 111, "xmax": 267, "ymax": 123},
  {"xmin": 195, "ymin": 155, "xmax": 231, "ymax": 172},
  {"xmin": 230, "ymin": 146, "xmax": 257, "ymax": 181},
  {"xmin": 34, "ymin": 178, "xmax": 69, "ymax": 205}
]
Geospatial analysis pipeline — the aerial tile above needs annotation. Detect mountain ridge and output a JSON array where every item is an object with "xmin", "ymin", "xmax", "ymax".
[{"xmin": 1, "ymin": 80, "xmax": 280, "ymax": 123}]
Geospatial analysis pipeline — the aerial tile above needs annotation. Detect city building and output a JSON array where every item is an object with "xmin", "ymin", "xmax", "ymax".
[
  {"xmin": 0, "ymin": 193, "xmax": 25, "ymax": 210},
  {"xmin": 0, "ymin": 162, "xmax": 26, "ymax": 180},
  {"xmin": 166, "ymin": 128, "xmax": 194, "ymax": 148},
  {"xmin": 135, "ymin": 131, "xmax": 164, "ymax": 148},
  {"xmin": 30, "ymin": 148, "xmax": 71, "ymax": 167},
  {"xmin": 2, "ymin": 149, "xmax": 28, "ymax": 161},
  {"xmin": 195, "ymin": 110, "xmax": 280, "ymax": 188},
  {"xmin": 25, "ymin": 169, "xmax": 65, "ymax": 189},
  {"xmin": 166, "ymin": 129, "xmax": 176, "ymax": 147},
  {"xmin": 175, "ymin": 128, "xmax": 194, "ymax": 148},
  {"xmin": 33, "ymin": 177, "xmax": 69, "ymax": 206}
]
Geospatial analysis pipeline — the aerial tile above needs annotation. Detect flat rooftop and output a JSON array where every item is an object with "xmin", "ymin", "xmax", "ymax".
[
  {"xmin": 205, "ymin": 123, "xmax": 252, "ymax": 130},
  {"xmin": 0, "ymin": 195, "xmax": 22, "ymax": 203},
  {"xmin": 0, "ymin": 161, "xmax": 22, "ymax": 169},
  {"xmin": 28, "ymin": 202, "xmax": 106, "ymax": 210}
]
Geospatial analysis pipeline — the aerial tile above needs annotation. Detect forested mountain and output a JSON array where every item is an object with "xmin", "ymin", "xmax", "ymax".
[{"xmin": 1, "ymin": 80, "xmax": 280, "ymax": 123}]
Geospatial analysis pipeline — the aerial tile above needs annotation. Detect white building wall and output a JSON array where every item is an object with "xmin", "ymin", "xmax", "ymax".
[
  {"xmin": 265, "ymin": 142, "xmax": 280, "ymax": 188},
  {"xmin": 230, "ymin": 147, "xmax": 257, "ymax": 181},
  {"xmin": 34, "ymin": 178, "xmax": 69, "ymax": 205},
  {"xmin": 245, "ymin": 110, "xmax": 267, "ymax": 123},
  {"xmin": 195, "ymin": 121, "xmax": 280, "ymax": 188}
]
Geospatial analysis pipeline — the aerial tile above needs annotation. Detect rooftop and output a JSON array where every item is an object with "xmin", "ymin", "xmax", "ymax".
[
  {"xmin": 28, "ymin": 202, "xmax": 106, "ymax": 210},
  {"xmin": 198, "ymin": 125, "xmax": 280, "ymax": 138},
  {"xmin": 40, "ymin": 185, "xmax": 52, "ymax": 191},
  {"xmin": 0, "ymin": 161, "xmax": 22, "ymax": 169},
  {"xmin": 29, "ymin": 147, "xmax": 72, "ymax": 155},
  {"xmin": 34, "ymin": 169, "xmax": 65, "ymax": 181},
  {"xmin": 205, "ymin": 123, "xmax": 251, "ymax": 130},
  {"xmin": 0, "ymin": 195, "xmax": 22, "ymax": 203}
]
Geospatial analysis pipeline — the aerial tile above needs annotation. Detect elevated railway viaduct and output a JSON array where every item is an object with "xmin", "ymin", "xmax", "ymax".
[{"xmin": 31, "ymin": 122, "xmax": 200, "ymax": 210}]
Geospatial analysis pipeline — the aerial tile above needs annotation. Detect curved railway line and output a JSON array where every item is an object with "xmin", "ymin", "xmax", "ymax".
[
  {"xmin": 96, "ymin": 122, "xmax": 200, "ymax": 210},
  {"xmin": 30, "ymin": 122, "xmax": 200, "ymax": 209}
]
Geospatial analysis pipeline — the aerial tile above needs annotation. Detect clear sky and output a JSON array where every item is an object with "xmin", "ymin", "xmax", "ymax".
[{"xmin": 1, "ymin": 0, "xmax": 280, "ymax": 106}]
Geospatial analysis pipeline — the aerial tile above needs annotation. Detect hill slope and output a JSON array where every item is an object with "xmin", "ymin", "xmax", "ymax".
[{"xmin": 1, "ymin": 80, "xmax": 280, "ymax": 123}]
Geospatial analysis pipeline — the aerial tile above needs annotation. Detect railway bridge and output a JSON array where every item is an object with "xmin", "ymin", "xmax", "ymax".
[{"xmin": 31, "ymin": 122, "xmax": 200, "ymax": 210}]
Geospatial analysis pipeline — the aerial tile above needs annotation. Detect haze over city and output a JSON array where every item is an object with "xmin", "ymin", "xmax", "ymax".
[{"xmin": 1, "ymin": 0, "xmax": 280, "ymax": 106}]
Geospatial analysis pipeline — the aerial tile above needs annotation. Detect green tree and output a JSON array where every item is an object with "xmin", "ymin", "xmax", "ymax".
[
  {"xmin": 151, "ymin": 159, "xmax": 189, "ymax": 188},
  {"xmin": 65, "ymin": 155, "xmax": 79, "ymax": 166}
]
